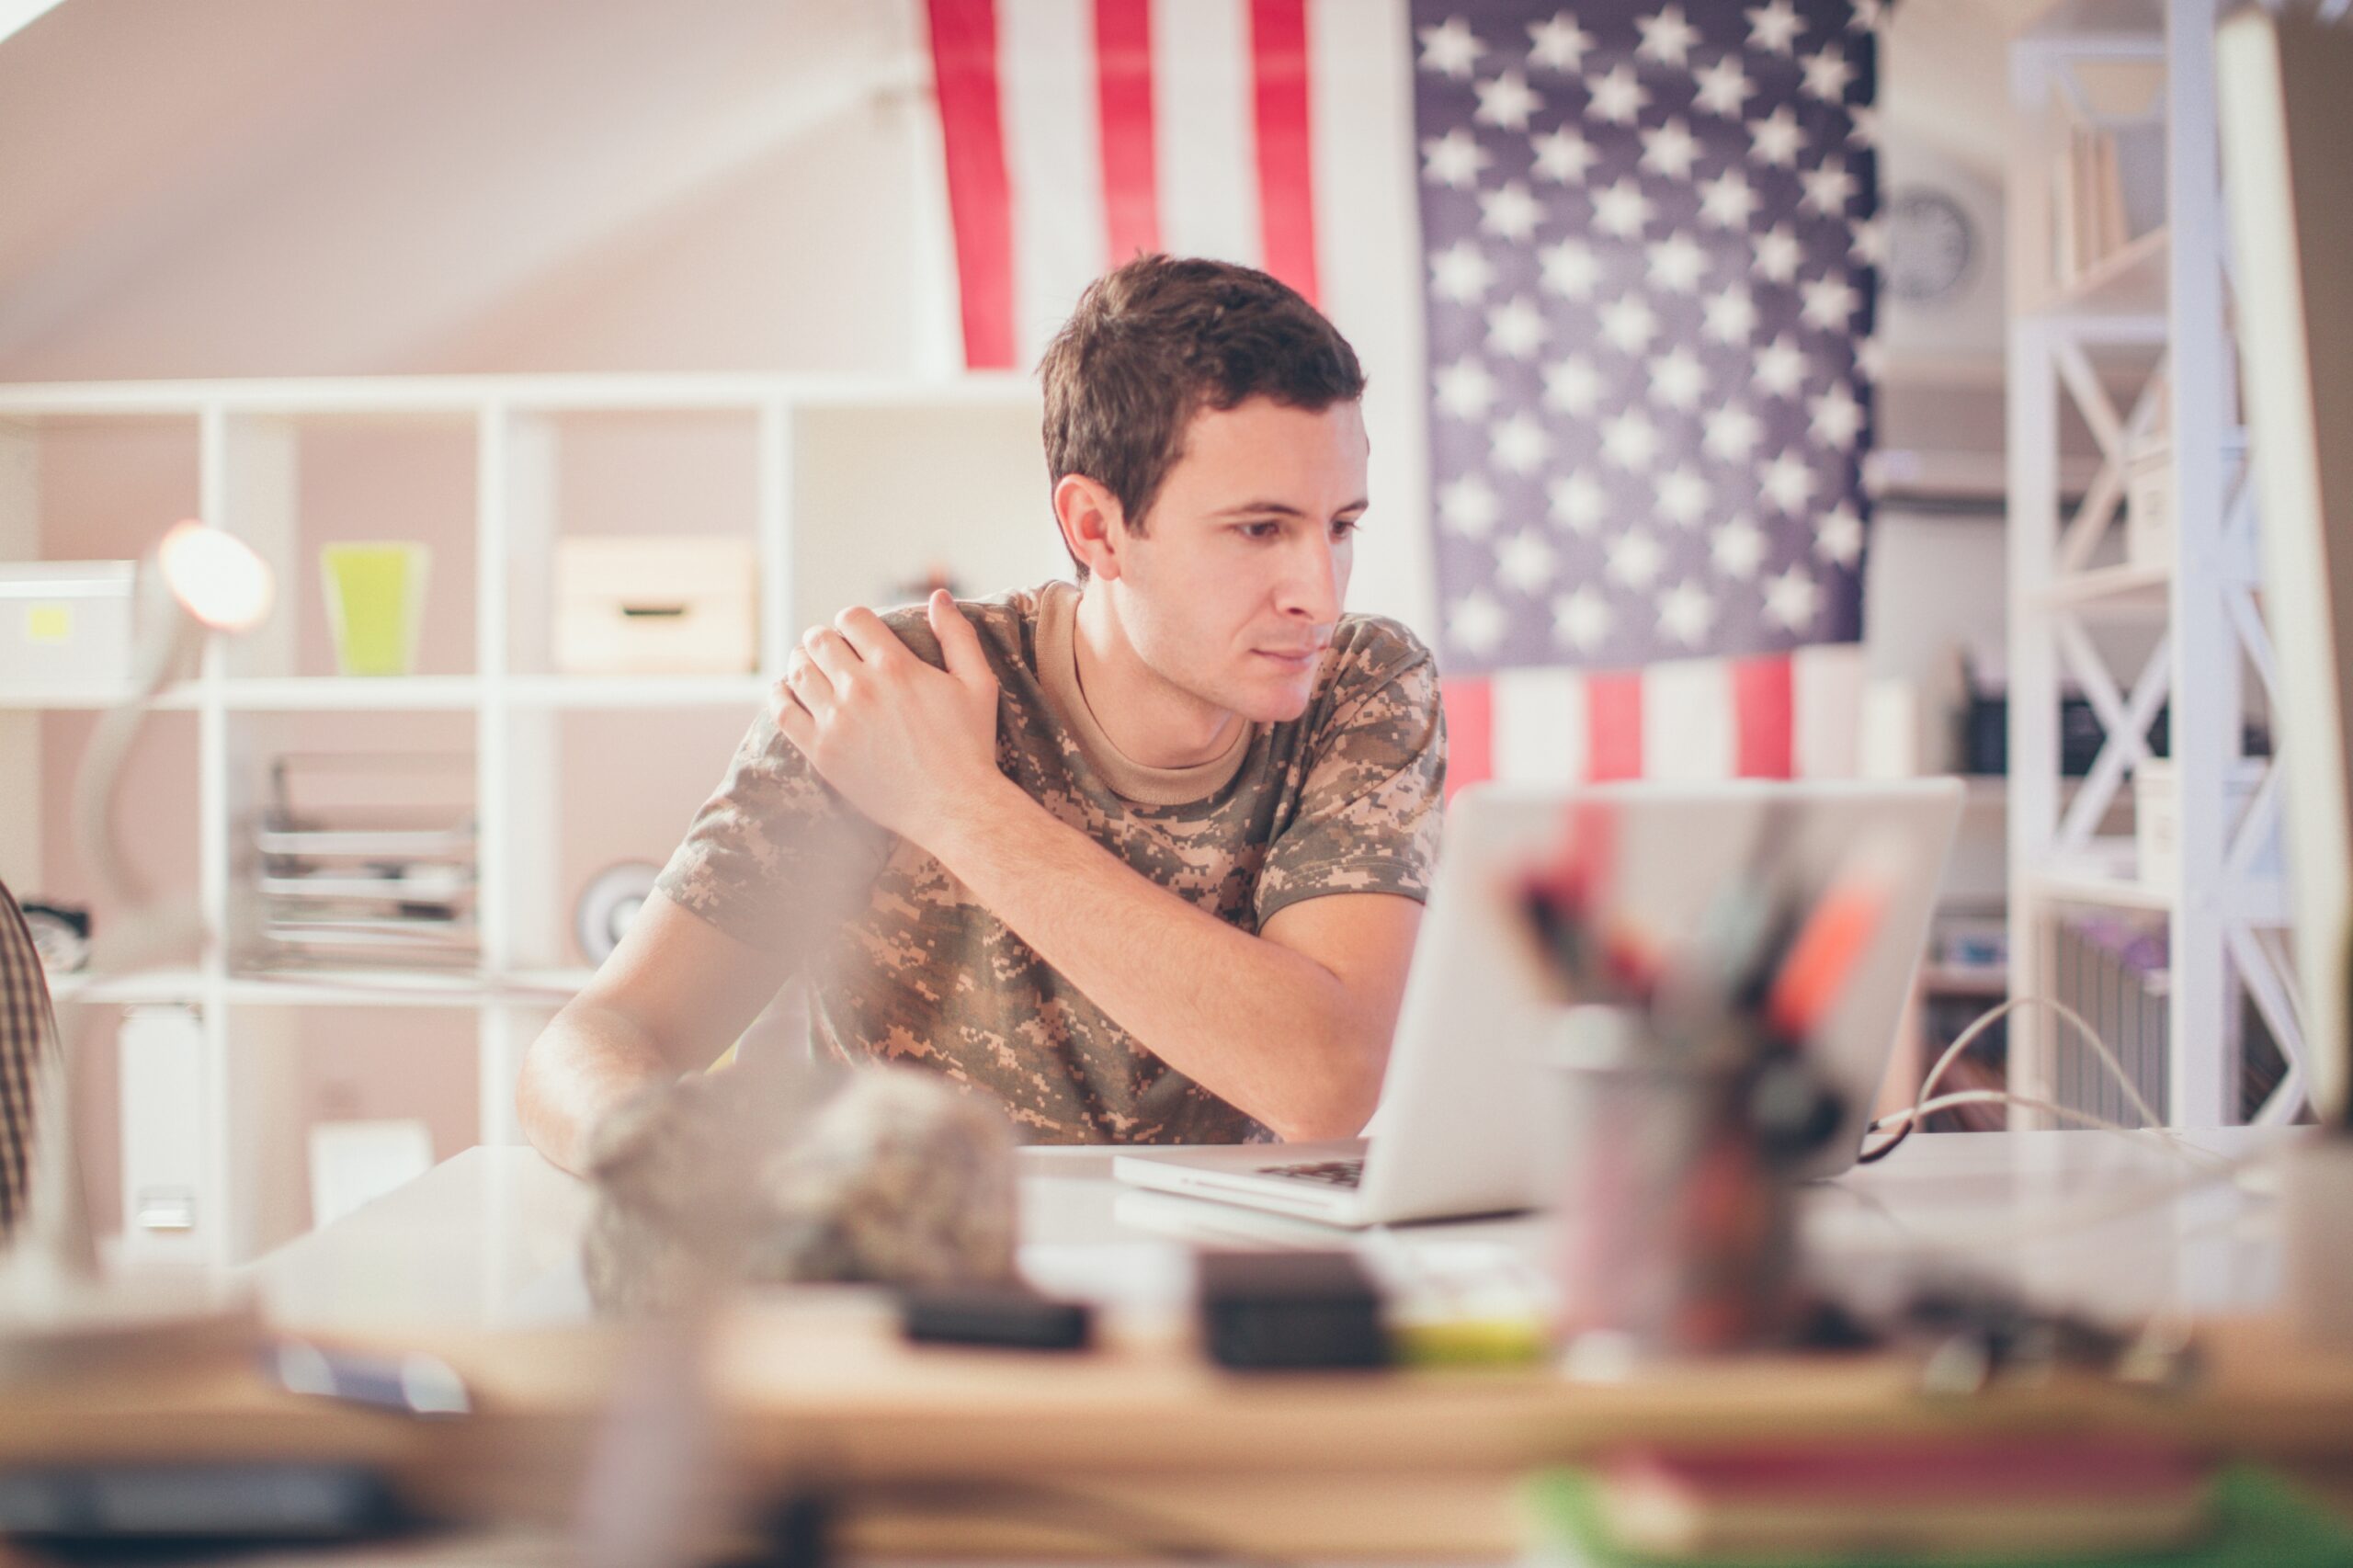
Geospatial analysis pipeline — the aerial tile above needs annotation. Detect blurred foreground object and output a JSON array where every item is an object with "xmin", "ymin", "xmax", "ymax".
[
  {"xmin": 0, "ymin": 881, "xmax": 59, "ymax": 1245},
  {"xmin": 2218, "ymin": 8, "xmax": 2353, "ymax": 1356},
  {"xmin": 582, "ymin": 1061, "xmax": 1019, "ymax": 1317}
]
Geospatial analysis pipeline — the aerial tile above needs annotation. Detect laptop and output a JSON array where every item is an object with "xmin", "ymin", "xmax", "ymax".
[{"xmin": 1112, "ymin": 778, "xmax": 1966, "ymax": 1227}]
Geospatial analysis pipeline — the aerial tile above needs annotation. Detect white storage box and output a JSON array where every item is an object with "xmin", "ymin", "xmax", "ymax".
[
  {"xmin": 2135, "ymin": 756, "xmax": 2280, "ymax": 888},
  {"xmin": 0, "ymin": 561, "xmax": 138, "ymax": 688},
  {"xmin": 554, "ymin": 537, "xmax": 756, "ymax": 676}
]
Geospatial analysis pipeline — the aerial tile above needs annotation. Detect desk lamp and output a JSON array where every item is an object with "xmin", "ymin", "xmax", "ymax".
[
  {"xmin": 0, "ymin": 518, "xmax": 272, "ymax": 1377},
  {"xmin": 2216, "ymin": 12, "xmax": 2353, "ymax": 1347}
]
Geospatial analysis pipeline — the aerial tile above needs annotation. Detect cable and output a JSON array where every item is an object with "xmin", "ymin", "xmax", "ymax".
[{"xmin": 1859, "ymin": 994, "xmax": 2172, "ymax": 1164}]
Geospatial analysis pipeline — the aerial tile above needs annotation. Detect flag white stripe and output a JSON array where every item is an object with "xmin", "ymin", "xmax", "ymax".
[
  {"xmin": 1308, "ymin": 0, "xmax": 1436, "ymax": 633},
  {"xmin": 1793, "ymin": 643, "xmax": 1864, "ymax": 779},
  {"xmin": 1000, "ymin": 0, "xmax": 1108, "ymax": 365},
  {"xmin": 1494, "ymin": 665, "xmax": 1586, "ymax": 783},
  {"xmin": 1150, "ymin": 0, "xmax": 1261, "ymax": 267},
  {"xmin": 1643, "ymin": 660, "xmax": 1733, "ymax": 782}
]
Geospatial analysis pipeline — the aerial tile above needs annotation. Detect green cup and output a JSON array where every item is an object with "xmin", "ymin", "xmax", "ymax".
[{"xmin": 321, "ymin": 542, "xmax": 430, "ymax": 676}]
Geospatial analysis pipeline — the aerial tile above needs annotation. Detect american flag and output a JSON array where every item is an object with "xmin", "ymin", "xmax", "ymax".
[{"xmin": 921, "ymin": 0, "xmax": 1877, "ymax": 788}]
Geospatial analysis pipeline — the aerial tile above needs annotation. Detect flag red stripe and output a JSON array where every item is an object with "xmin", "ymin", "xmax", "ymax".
[
  {"xmin": 1732, "ymin": 655, "xmax": 1796, "ymax": 778},
  {"xmin": 1093, "ymin": 0, "xmax": 1159, "ymax": 264},
  {"xmin": 1246, "ymin": 0, "xmax": 1317, "ymax": 303},
  {"xmin": 926, "ymin": 0, "xmax": 1017, "ymax": 369},
  {"xmin": 1440, "ymin": 676, "xmax": 1493, "ymax": 799},
  {"xmin": 1586, "ymin": 671, "xmax": 1643, "ymax": 781}
]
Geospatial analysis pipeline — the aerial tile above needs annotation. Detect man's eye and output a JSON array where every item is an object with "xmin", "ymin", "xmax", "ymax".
[
  {"xmin": 1239, "ymin": 521, "xmax": 1281, "ymax": 540},
  {"xmin": 1332, "ymin": 517, "xmax": 1363, "ymax": 540}
]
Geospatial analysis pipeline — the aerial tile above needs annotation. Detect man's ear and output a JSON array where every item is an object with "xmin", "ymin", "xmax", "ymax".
[{"xmin": 1052, "ymin": 474, "xmax": 1129, "ymax": 582}]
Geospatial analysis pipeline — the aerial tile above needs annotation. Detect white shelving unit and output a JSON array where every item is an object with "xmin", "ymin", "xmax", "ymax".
[
  {"xmin": 2006, "ymin": 0, "xmax": 2307, "ymax": 1129},
  {"xmin": 0, "ymin": 371, "xmax": 1052, "ymax": 1264}
]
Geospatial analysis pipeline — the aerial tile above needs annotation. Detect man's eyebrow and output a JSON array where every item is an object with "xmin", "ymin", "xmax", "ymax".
[{"xmin": 1212, "ymin": 498, "xmax": 1371, "ymax": 518}]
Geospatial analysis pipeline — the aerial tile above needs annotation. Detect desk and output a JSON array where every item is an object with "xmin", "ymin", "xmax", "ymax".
[{"xmin": 20, "ymin": 1130, "xmax": 2353, "ymax": 1561}]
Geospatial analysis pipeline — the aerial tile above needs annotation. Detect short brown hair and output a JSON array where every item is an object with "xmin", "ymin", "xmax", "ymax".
[{"xmin": 1039, "ymin": 256, "xmax": 1366, "ymax": 574}]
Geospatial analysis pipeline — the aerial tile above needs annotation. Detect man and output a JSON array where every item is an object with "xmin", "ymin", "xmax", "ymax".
[{"xmin": 518, "ymin": 256, "xmax": 1444, "ymax": 1173}]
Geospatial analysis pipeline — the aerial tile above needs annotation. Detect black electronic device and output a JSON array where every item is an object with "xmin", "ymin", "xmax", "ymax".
[
  {"xmin": 0, "ymin": 1461, "xmax": 408, "ymax": 1548},
  {"xmin": 1195, "ymin": 1249, "xmax": 1388, "ymax": 1371},
  {"xmin": 898, "ymin": 1282, "xmax": 1093, "ymax": 1351}
]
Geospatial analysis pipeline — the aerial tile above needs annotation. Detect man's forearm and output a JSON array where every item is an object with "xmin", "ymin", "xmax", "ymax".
[
  {"xmin": 517, "ymin": 999, "xmax": 678, "ymax": 1176},
  {"xmin": 927, "ymin": 778, "xmax": 1384, "ymax": 1140}
]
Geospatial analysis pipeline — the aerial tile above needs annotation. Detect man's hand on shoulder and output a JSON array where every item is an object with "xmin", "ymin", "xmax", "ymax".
[{"xmin": 774, "ymin": 591, "xmax": 1006, "ymax": 843}]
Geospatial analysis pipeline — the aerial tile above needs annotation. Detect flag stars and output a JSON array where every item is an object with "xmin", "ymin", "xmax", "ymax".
[
  {"xmin": 1591, "ymin": 176, "xmax": 1654, "ymax": 239},
  {"xmin": 1526, "ymin": 11, "xmax": 1596, "ymax": 73},
  {"xmin": 1646, "ymin": 233, "xmax": 1708, "ymax": 293},
  {"xmin": 1801, "ymin": 273, "xmax": 1861, "ymax": 331},
  {"xmin": 1490, "ymin": 411, "xmax": 1552, "ymax": 474},
  {"xmin": 1748, "ymin": 106, "xmax": 1805, "ymax": 167},
  {"xmin": 1434, "ymin": 356, "xmax": 1500, "ymax": 421},
  {"xmin": 1554, "ymin": 587, "xmax": 1613, "ymax": 651},
  {"xmin": 1450, "ymin": 589, "xmax": 1509, "ymax": 655},
  {"xmin": 1429, "ymin": 240, "xmax": 1495, "ymax": 305},
  {"xmin": 1802, "ymin": 43, "xmax": 1857, "ymax": 103},
  {"xmin": 1747, "ymin": 0, "xmax": 1804, "ymax": 54},
  {"xmin": 1764, "ymin": 566, "xmax": 1823, "ymax": 631},
  {"xmin": 1602, "ymin": 408, "xmax": 1662, "ymax": 471},
  {"xmin": 1699, "ymin": 167, "xmax": 1760, "ymax": 229},
  {"xmin": 1438, "ymin": 472, "xmax": 1502, "ymax": 537},
  {"xmin": 1753, "ymin": 335, "xmax": 1807, "ymax": 399},
  {"xmin": 1542, "ymin": 355, "xmax": 1604, "ymax": 416},
  {"xmin": 1703, "ymin": 283, "xmax": 1758, "ymax": 345},
  {"xmin": 1649, "ymin": 346, "xmax": 1709, "ymax": 410},
  {"xmin": 1586, "ymin": 62, "xmax": 1649, "ymax": 125},
  {"xmin": 1640, "ymin": 118, "xmax": 1702, "ymax": 181},
  {"xmin": 1474, "ymin": 69, "xmax": 1543, "ymax": 131},
  {"xmin": 1635, "ymin": 5, "xmax": 1700, "ymax": 68},
  {"xmin": 1479, "ymin": 180, "xmax": 1543, "ymax": 242},
  {"xmin": 1421, "ymin": 128, "xmax": 1490, "ymax": 188},
  {"xmin": 1801, "ymin": 156, "xmax": 1857, "ymax": 217},
  {"xmin": 1497, "ymin": 529, "xmax": 1560, "ymax": 593},
  {"xmin": 1692, "ymin": 55, "xmax": 1755, "ymax": 118},
  {"xmin": 1817, "ymin": 505, "xmax": 1865, "ymax": 567},
  {"xmin": 1599, "ymin": 293, "xmax": 1660, "ymax": 355},
  {"xmin": 1713, "ymin": 516, "xmax": 1768, "ymax": 580},
  {"xmin": 1608, "ymin": 528, "xmax": 1667, "ymax": 590},
  {"xmin": 1659, "ymin": 582, "xmax": 1717, "ymax": 645},
  {"xmin": 1485, "ymin": 294, "xmax": 1549, "ymax": 358},
  {"xmin": 1539, "ymin": 238, "xmax": 1602, "ymax": 300},
  {"xmin": 1809, "ymin": 382, "xmax": 1867, "ymax": 449},
  {"xmin": 1754, "ymin": 223, "xmax": 1802, "ymax": 283},
  {"xmin": 1418, "ymin": 17, "xmax": 1485, "ymax": 78},
  {"xmin": 1532, "ymin": 127, "xmax": 1599, "ymax": 184},
  {"xmin": 1760, "ymin": 451, "xmax": 1818, "ymax": 514},
  {"xmin": 1549, "ymin": 471, "xmax": 1608, "ymax": 532},
  {"xmin": 1658, "ymin": 465, "xmax": 1711, "ymax": 527},
  {"xmin": 1704, "ymin": 403, "xmax": 1763, "ymax": 462}
]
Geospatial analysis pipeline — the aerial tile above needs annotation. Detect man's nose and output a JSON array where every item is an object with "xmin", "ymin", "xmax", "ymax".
[{"xmin": 1279, "ymin": 532, "xmax": 1343, "ymax": 624}]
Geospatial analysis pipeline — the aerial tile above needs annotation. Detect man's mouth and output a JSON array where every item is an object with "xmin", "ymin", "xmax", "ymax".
[{"xmin": 1255, "ymin": 646, "xmax": 1325, "ymax": 669}]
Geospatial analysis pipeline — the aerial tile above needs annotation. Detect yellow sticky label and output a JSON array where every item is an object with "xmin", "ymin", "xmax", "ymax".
[{"xmin": 25, "ymin": 604, "xmax": 72, "ymax": 643}]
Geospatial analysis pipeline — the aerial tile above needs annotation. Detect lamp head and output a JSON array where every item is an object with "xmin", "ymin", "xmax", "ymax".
[{"xmin": 154, "ymin": 519, "xmax": 273, "ymax": 634}]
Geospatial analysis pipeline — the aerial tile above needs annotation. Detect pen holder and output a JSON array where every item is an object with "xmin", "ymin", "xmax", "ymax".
[{"xmin": 1545, "ymin": 1006, "xmax": 1801, "ymax": 1359}]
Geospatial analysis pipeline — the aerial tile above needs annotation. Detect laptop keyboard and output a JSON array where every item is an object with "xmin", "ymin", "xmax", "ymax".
[{"xmin": 1256, "ymin": 1157, "xmax": 1365, "ymax": 1188}]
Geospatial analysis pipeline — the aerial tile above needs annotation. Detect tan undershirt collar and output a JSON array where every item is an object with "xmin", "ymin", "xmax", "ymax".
[{"xmin": 1035, "ymin": 580, "xmax": 1253, "ymax": 806}]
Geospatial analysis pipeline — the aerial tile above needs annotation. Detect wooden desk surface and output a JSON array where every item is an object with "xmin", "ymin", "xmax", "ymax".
[{"xmin": 8, "ymin": 1129, "xmax": 2347, "ymax": 1561}]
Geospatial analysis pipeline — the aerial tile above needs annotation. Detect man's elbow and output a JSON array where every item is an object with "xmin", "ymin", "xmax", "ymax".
[{"xmin": 1264, "ymin": 1040, "xmax": 1387, "ymax": 1142}]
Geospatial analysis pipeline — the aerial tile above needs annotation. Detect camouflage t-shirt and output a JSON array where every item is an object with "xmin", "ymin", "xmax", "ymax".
[{"xmin": 654, "ymin": 580, "xmax": 1446, "ymax": 1144}]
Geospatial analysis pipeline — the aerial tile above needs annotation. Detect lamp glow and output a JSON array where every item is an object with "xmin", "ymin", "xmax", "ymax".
[{"xmin": 155, "ymin": 519, "xmax": 273, "ymax": 634}]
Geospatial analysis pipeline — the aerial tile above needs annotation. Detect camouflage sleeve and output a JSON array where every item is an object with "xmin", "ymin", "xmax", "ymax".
[
  {"xmin": 653, "ymin": 704, "xmax": 894, "ymax": 955},
  {"xmin": 1253, "ymin": 644, "xmax": 1447, "ymax": 925}
]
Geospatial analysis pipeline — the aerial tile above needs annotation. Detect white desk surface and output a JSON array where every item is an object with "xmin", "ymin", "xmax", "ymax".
[{"xmin": 248, "ymin": 1126, "xmax": 2297, "ymax": 1337}]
